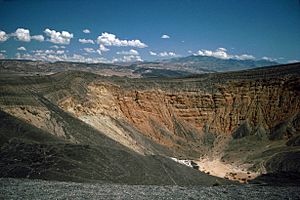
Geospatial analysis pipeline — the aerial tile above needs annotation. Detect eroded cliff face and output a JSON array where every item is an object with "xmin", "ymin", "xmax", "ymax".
[
  {"xmin": 57, "ymin": 75, "xmax": 300, "ymax": 160},
  {"xmin": 129, "ymin": 78, "xmax": 297, "ymax": 134},
  {"xmin": 59, "ymin": 83, "xmax": 160, "ymax": 154},
  {"xmin": 1, "ymin": 105, "xmax": 77, "ymax": 143}
]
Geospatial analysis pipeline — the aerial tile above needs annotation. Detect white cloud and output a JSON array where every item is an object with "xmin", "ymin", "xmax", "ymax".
[
  {"xmin": 217, "ymin": 47, "xmax": 227, "ymax": 52},
  {"xmin": 97, "ymin": 32, "xmax": 147, "ymax": 48},
  {"xmin": 17, "ymin": 46, "xmax": 26, "ymax": 51},
  {"xmin": 16, "ymin": 52, "xmax": 111, "ymax": 63},
  {"xmin": 0, "ymin": 31, "xmax": 9, "ymax": 42},
  {"xmin": 124, "ymin": 55, "xmax": 143, "ymax": 62},
  {"xmin": 31, "ymin": 35, "xmax": 44, "ymax": 42},
  {"xmin": 44, "ymin": 28, "xmax": 73, "ymax": 44},
  {"xmin": 15, "ymin": 53, "xmax": 21, "ymax": 59},
  {"xmin": 83, "ymin": 48, "xmax": 95, "ymax": 53},
  {"xmin": 50, "ymin": 45, "xmax": 65, "ymax": 49},
  {"xmin": 161, "ymin": 34, "xmax": 170, "ymax": 39},
  {"xmin": 113, "ymin": 55, "xmax": 143, "ymax": 63},
  {"xmin": 83, "ymin": 29, "xmax": 90, "ymax": 34},
  {"xmin": 78, "ymin": 38, "xmax": 95, "ymax": 44},
  {"xmin": 97, "ymin": 44, "xmax": 110, "ymax": 55},
  {"xmin": 261, "ymin": 56, "xmax": 277, "ymax": 62},
  {"xmin": 0, "ymin": 53, "xmax": 5, "ymax": 59},
  {"xmin": 10, "ymin": 28, "xmax": 44, "ymax": 42},
  {"xmin": 234, "ymin": 54, "xmax": 255, "ymax": 60},
  {"xmin": 31, "ymin": 50, "xmax": 44, "ymax": 53},
  {"xmin": 195, "ymin": 48, "xmax": 229, "ymax": 59},
  {"xmin": 288, "ymin": 60, "xmax": 300, "ymax": 63},
  {"xmin": 96, "ymin": 49, "xmax": 101, "ymax": 55},
  {"xmin": 32, "ymin": 49, "xmax": 65, "ymax": 55},
  {"xmin": 149, "ymin": 51, "xmax": 177, "ymax": 57},
  {"xmin": 50, "ymin": 45, "xmax": 59, "ymax": 49},
  {"xmin": 149, "ymin": 51, "xmax": 157, "ymax": 56},
  {"xmin": 116, "ymin": 49, "xmax": 139, "ymax": 55},
  {"xmin": 56, "ymin": 50, "xmax": 65, "ymax": 54},
  {"xmin": 99, "ymin": 44, "xmax": 109, "ymax": 52},
  {"xmin": 0, "ymin": 50, "xmax": 6, "ymax": 53},
  {"xmin": 14, "ymin": 28, "xmax": 31, "ymax": 42},
  {"xmin": 2, "ymin": 29, "xmax": 44, "ymax": 43},
  {"xmin": 168, "ymin": 52, "xmax": 176, "ymax": 57},
  {"xmin": 159, "ymin": 52, "xmax": 168, "ymax": 57},
  {"xmin": 194, "ymin": 47, "xmax": 256, "ymax": 60}
]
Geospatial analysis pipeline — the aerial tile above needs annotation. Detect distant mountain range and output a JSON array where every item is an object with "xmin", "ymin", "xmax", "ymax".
[
  {"xmin": 118, "ymin": 55, "xmax": 278, "ymax": 77},
  {"xmin": 0, "ymin": 55, "xmax": 279, "ymax": 77},
  {"xmin": 166, "ymin": 55, "xmax": 277, "ymax": 72}
]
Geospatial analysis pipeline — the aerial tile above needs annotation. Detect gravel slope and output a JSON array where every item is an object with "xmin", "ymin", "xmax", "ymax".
[{"xmin": 1, "ymin": 178, "xmax": 300, "ymax": 200}]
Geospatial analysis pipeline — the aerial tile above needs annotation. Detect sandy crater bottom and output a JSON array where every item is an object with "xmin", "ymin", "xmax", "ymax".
[{"xmin": 195, "ymin": 158, "xmax": 259, "ymax": 183}]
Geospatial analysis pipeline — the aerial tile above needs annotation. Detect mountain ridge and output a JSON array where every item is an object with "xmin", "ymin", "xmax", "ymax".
[{"xmin": 0, "ymin": 55, "xmax": 279, "ymax": 78}]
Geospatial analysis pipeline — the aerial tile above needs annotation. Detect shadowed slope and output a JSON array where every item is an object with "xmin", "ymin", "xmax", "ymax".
[{"xmin": 0, "ymin": 104, "xmax": 230, "ymax": 185}]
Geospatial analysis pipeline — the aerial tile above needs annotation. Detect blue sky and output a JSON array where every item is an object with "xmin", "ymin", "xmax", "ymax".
[{"xmin": 0, "ymin": 0, "xmax": 299, "ymax": 63}]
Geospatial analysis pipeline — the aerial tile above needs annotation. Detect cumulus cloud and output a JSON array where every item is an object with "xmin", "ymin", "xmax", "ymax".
[
  {"xmin": 99, "ymin": 44, "xmax": 109, "ymax": 52},
  {"xmin": 123, "ymin": 55, "xmax": 143, "ymax": 62},
  {"xmin": 288, "ymin": 60, "xmax": 300, "ymax": 63},
  {"xmin": 166, "ymin": 52, "xmax": 176, "ymax": 57},
  {"xmin": 79, "ymin": 38, "xmax": 95, "ymax": 44},
  {"xmin": 149, "ymin": 51, "xmax": 177, "ymax": 57},
  {"xmin": 96, "ymin": 50, "xmax": 102, "ymax": 55},
  {"xmin": 0, "ymin": 53, "xmax": 5, "ymax": 59},
  {"xmin": 16, "ymin": 52, "xmax": 110, "ymax": 63},
  {"xmin": 235, "ymin": 54, "xmax": 255, "ymax": 60},
  {"xmin": 116, "ymin": 49, "xmax": 139, "ymax": 55},
  {"xmin": 31, "ymin": 35, "xmax": 44, "ymax": 42},
  {"xmin": 217, "ymin": 47, "xmax": 227, "ymax": 52},
  {"xmin": 2, "ymin": 29, "xmax": 43, "ymax": 43},
  {"xmin": 195, "ymin": 48, "xmax": 229, "ymax": 59},
  {"xmin": 14, "ymin": 28, "xmax": 31, "ymax": 42},
  {"xmin": 262, "ymin": 56, "xmax": 277, "ymax": 62},
  {"xmin": 17, "ymin": 46, "xmax": 26, "ymax": 51},
  {"xmin": 83, "ymin": 48, "xmax": 96, "ymax": 53},
  {"xmin": 56, "ymin": 50, "xmax": 65, "ymax": 54},
  {"xmin": 32, "ymin": 49, "xmax": 65, "ymax": 55},
  {"xmin": 161, "ymin": 34, "xmax": 170, "ymax": 39},
  {"xmin": 97, "ymin": 32, "xmax": 147, "ymax": 48},
  {"xmin": 113, "ymin": 55, "xmax": 143, "ymax": 63},
  {"xmin": 193, "ymin": 47, "xmax": 256, "ymax": 60},
  {"xmin": 0, "ymin": 31, "xmax": 9, "ymax": 42},
  {"xmin": 44, "ymin": 28, "xmax": 74, "ymax": 44},
  {"xmin": 83, "ymin": 29, "xmax": 90, "ymax": 34},
  {"xmin": 10, "ymin": 28, "xmax": 44, "ymax": 42},
  {"xmin": 149, "ymin": 51, "xmax": 157, "ymax": 56},
  {"xmin": 96, "ymin": 44, "xmax": 110, "ymax": 55}
]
